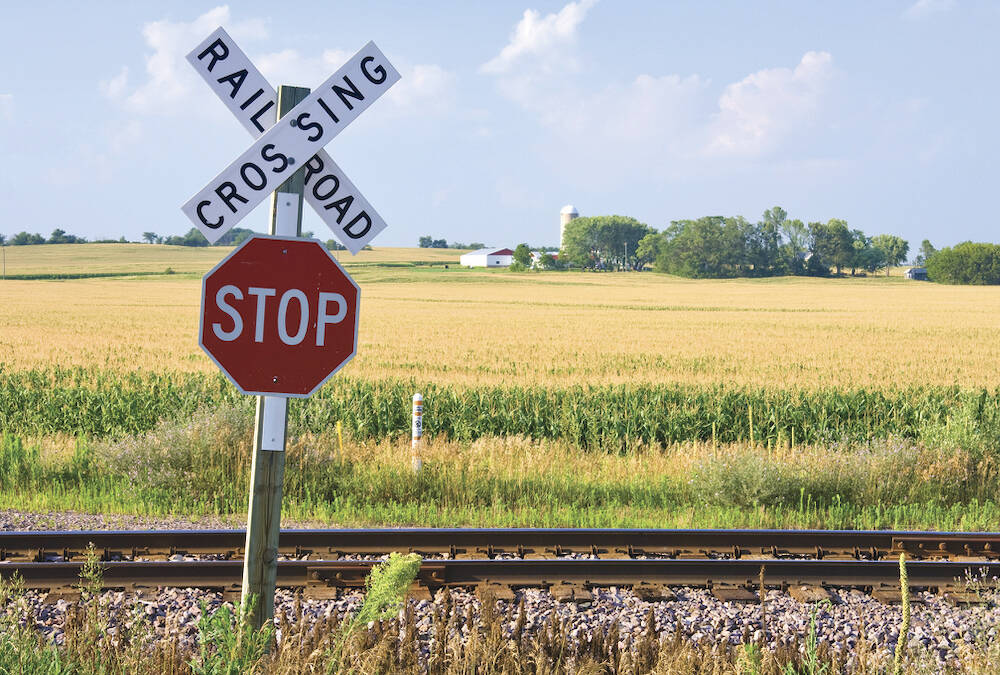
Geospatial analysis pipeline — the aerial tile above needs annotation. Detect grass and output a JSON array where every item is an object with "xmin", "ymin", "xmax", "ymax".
[
  {"xmin": 0, "ymin": 243, "xmax": 465, "ymax": 277},
  {"xmin": 2, "ymin": 404, "xmax": 999, "ymax": 530}
]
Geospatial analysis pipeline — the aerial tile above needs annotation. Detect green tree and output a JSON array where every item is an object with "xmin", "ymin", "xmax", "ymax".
[
  {"xmin": 561, "ymin": 215, "xmax": 654, "ymax": 270},
  {"xmin": 635, "ymin": 232, "xmax": 664, "ymax": 269},
  {"xmin": 538, "ymin": 252, "xmax": 561, "ymax": 270},
  {"xmin": 10, "ymin": 231, "xmax": 45, "ymax": 245},
  {"xmin": 418, "ymin": 235, "xmax": 433, "ymax": 248},
  {"xmin": 142, "ymin": 231, "xmax": 159, "ymax": 244},
  {"xmin": 654, "ymin": 217, "xmax": 734, "ymax": 278},
  {"xmin": 512, "ymin": 243, "xmax": 532, "ymax": 267},
  {"xmin": 809, "ymin": 219, "xmax": 853, "ymax": 275},
  {"xmin": 926, "ymin": 242, "xmax": 1000, "ymax": 284},
  {"xmin": 215, "ymin": 227, "xmax": 254, "ymax": 246},
  {"xmin": 163, "ymin": 228, "xmax": 209, "ymax": 247},
  {"xmin": 870, "ymin": 234, "xmax": 909, "ymax": 276},
  {"xmin": 49, "ymin": 228, "xmax": 84, "ymax": 244},
  {"xmin": 780, "ymin": 218, "xmax": 809, "ymax": 275},
  {"xmin": 914, "ymin": 239, "xmax": 936, "ymax": 265},
  {"xmin": 0, "ymin": 234, "xmax": 6, "ymax": 246}
]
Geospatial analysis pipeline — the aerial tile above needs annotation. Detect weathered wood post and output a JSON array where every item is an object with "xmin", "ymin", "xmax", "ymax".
[{"xmin": 241, "ymin": 84, "xmax": 309, "ymax": 631}]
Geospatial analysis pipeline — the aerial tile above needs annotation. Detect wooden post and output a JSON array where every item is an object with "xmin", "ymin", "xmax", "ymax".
[{"xmin": 241, "ymin": 84, "xmax": 309, "ymax": 631}]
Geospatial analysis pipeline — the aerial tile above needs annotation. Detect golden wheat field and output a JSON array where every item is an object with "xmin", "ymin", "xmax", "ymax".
[{"xmin": 2, "ymin": 244, "xmax": 999, "ymax": 389}]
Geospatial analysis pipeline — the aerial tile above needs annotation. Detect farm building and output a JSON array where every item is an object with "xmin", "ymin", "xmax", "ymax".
[
  {"xmin": 460, "ymin": 247, "xmax": 514, "ymax": 268},
  {"xmin": 905, "ymin": 267, "xmax": 928, "ymax": 280}
]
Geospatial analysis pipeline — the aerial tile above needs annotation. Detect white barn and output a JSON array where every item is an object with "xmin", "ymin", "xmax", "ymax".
[{"xmin": 460, "ymin": 247, "xmax": 514, "ymax": 268}]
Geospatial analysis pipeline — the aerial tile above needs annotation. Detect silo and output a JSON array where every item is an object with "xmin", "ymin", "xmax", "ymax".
[{"xmin": 559, "ymin": 204, "xmax": 579, "ymax": 250}]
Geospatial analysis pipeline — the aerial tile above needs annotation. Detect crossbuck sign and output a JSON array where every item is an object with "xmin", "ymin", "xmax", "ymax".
[{"xmin": 183, "ymin": 28, "xmax": 399, "ymax": 253}]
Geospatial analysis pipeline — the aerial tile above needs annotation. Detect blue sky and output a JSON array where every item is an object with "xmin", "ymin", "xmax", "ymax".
[{"xmin": 1, "ymin": 0, "xmax": 997, "ymax": 250}]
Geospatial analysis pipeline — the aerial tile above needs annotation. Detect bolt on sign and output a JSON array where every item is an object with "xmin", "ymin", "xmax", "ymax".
[{"xmin": 183, "ymin": 28, "xmax": 400, "ymax": 252}]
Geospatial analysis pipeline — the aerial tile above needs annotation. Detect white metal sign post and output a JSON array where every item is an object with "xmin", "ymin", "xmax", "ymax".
[
  {"xmin": 184, "ymin": 28, "xmax": 399, "ymax": 253},
  {"xmin": 184, "ymin": 28, "xmax": 398, "ymax": 630}
]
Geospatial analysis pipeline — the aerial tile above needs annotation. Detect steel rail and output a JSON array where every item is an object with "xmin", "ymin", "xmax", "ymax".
[
  {"xmin": 2, "ymin": 559, "xmax": 997, "ymax": 596},
  {"xmin": 1, "ymin": 529, "xmax": 998, "ymax": 563}
]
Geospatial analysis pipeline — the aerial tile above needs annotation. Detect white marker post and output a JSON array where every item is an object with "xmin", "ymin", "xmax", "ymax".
[{"xmin": 411, "ymin": 393, "xmax": 423, "ymax": 473}]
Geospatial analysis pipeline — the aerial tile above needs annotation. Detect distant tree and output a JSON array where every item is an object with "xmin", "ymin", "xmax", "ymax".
[
  {"xmin": 809, "ymin": 219, "xmax": 853, "ymax": 275},
  {"xmin": 418, "ymin": 236, "xmax": 433, "ymax": 248},
  {"xmin": 326, "ymin": 239, "xmax": 346, "ymax": 251},
  {"xmin": 870, "ymin": 234, "xmax": 909, "ymax": 276},
  {"xmin": 0, "ymin": 234, "xmax": 5, "ymax": 246},
  {"xmin": 854, "ymin": 245, "xmax": 887, "ymax": 275},
  {"xmin": 914, "ymin": 239, "xmax": 936, "ymax": 265},
  {"xmin": 635, "ymin": 232, "xmax": 664, "ymax": 269},
  {"xmin": 780, "ymin": 218, "xmax": 809, "ymax": 275},
  {"xmin": 512, "ymin": 243, "xmax": 532, "ymax": 267},
  {"xmin": 561, "ymin": 215, "xmax": 654, "ymax": 270},
  {"xmin": 142, "ymin": 232, "xmax": 158, "ymax": 244},
  {"xmin": 163, "ymin": 228, "xmax": 208, "ymax": 247},
  {"xmin": 654, "ymin": 217, "xmax": 742, "ymax": 278},
  {"xmin": 11, "ymin": 231, "xmax": 45, "ymax": 245},
  {"xmin": 430, "ymin": 238, "xmax": 447, "ymax": 248},
  {"xmin": 468, "ymin": 242, "xmax": 485, "ymax": 250},
  {"xmin": 538, "ymin": 253, "xmax": 561, "ymax": 270},
  {"xmin": 214, "ymin": 227, "xmax": 254, "ymax": 246},
  {"xmin": 49, "ymin": 228, "xmax": 85, "ymax": 244},
  {"xmin": 926, "ymin": 242, "xmax": 1000, "ymax": 284}
]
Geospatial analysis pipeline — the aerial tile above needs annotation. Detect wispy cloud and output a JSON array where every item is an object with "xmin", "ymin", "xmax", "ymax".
[
  {"xmin": 482, "ymin": 1, "xmax": 838, "ymax": 170},
  {"xmin": 103, "ymin": 5, "xmax": 269, "ymax": 114},
  {"xmin": 480, "ymin": 0, "xmax": 597, "ymax": 75},
  {"xmin": 707, "ymin": 51, "xmax": 836, "ymax": 156},
  {"xmin": 903, "ymin": 0, "xmax": 956, "ymax": 20}
]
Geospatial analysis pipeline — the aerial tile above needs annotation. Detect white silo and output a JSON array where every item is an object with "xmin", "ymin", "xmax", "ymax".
[{"xmin": 559, "ymin": 204, "xmax": 579, "ymax": 249}]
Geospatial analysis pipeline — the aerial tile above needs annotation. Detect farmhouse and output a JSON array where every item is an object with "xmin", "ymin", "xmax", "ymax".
[{"xmin": 460, "ymin": 247, "xmax": 514, "ymax": 268}]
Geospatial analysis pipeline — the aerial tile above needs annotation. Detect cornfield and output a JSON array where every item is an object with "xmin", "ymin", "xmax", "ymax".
[{"xmin": 3, "ymin": 366, "xmax": 1000, "ymax": 449}]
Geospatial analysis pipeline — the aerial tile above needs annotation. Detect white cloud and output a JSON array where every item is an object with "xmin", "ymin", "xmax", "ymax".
[
  {"xmin": 481, "ymin": 0, "xmax": 597, "ymax": 75},
  {"xmin": 904, "ymin": 0, "xmax": 956, "ymax": 20},
  {"xmin": 0, "ymin": 94, "xmax": 12, "ymax": 121},
  {"xmin": 255, "ymin": 48, "xmax": 351, "ymax": 89},
  {"xmin": 385, "ymin": 64, "xmax": 456, "ymax": 114},
  {"xmin": 109, "ymin": 120, "xmax": 144, "ymax": 153},
  {"xmin": 120, "ymin": 6, "xmax": 269, "ymax": 114},
  {"xmin": 707, "ymin": 51, "xmax": 835, "ymax": 156},
  {"xmin": 99, "ymin": 67, "xmax": 129, "ymax": 99},
  {"xmin": 483, "ymin": 4, "xmax": 838, "ymax": 172}
]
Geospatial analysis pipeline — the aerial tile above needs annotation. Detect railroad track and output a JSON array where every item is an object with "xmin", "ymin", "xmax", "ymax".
[
  {"xmin": 3, "ymin": 528, "xmax": 999, "ymax": 562},
  {"xmin": 2, "ymin": 530, "xmax": 998, "ymax": 602}
]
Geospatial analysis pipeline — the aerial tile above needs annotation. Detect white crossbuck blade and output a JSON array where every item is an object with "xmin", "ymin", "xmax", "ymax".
[{"xmin": 182, "ymin": 27, "xmax": 399, "ymax": 252}]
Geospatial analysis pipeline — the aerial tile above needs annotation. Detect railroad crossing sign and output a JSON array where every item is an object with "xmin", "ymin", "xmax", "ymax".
[
  {"xmin": 182, "ymin": 28, "xmax": 399, "ymax": 252},
  {"xmin": 199, "ymin": 235, "xmax": 359, "ymax": 397}
]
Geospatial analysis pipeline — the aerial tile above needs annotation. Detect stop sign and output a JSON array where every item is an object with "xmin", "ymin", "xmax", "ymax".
[{"xmin": 199, "ymin": 235, "xmax": 359, "ymax": 397}]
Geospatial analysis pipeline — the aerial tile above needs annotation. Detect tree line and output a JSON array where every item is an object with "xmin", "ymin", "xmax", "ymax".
[{"xmin": 560, "ymin": 208, "xmax": 911, "ymax": 277}]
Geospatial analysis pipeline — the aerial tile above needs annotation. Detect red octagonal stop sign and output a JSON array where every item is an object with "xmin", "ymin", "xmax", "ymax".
[{"xmin": 199, "ymin": 235, "xmax": 359, "ymax": 397}]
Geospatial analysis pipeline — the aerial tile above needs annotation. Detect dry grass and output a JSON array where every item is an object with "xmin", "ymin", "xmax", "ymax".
[
  {"xmin": 2, "ymin": 244, "xmax": 1000, "ymax": 388},
  {"xmin": 0, "ymin": 243, "xmax": 464, "ymax": 276}
]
